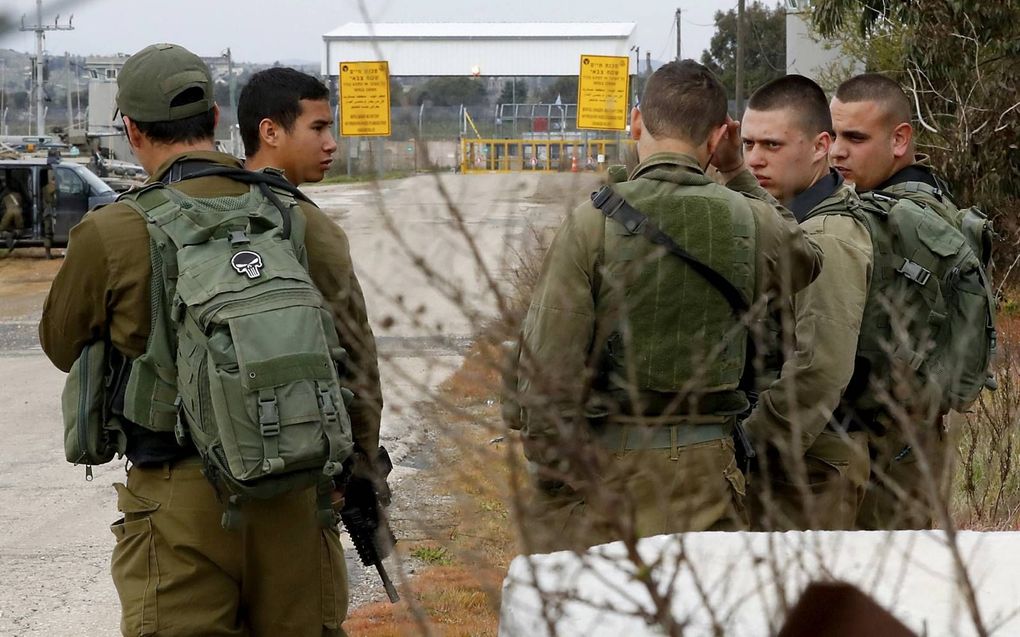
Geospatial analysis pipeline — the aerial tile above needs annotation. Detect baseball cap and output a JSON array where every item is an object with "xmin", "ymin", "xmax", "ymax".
[{"xmin": 114, "ymin": 43, "xmax": 214, "ymax": 122}]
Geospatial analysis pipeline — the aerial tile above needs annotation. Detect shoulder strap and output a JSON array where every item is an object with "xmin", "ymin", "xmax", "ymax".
[
  {"xmin": 157, "ymin": 160, "xmax": 314, "ymax": 240},
  {"xmin": 590, "ymin": 185, "xmax": 750, "ymax": 314}
]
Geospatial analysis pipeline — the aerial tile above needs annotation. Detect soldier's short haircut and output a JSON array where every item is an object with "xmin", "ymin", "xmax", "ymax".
[
  {"xmin": 238, "ymin": 67, "xmax": 330, "ymax": 157},
  {"xmin": 835, "ymin": 73, "xmax": 913, "ymax": 125},
  {"xmin": 747, "ymin": 74, "xmax": 833, "ymax": 136},
  {"xmin": 639, "ymin": 60, "xmax": 727, "ymax": 145}
]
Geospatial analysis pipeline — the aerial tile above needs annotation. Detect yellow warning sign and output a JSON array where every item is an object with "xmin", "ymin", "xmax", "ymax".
[
  {"xmin": 577, "ymin": 55, "xmax": 630, "ymax": 131},
  {"xmin": 339, "ymin": 61, "xmax": 391, "ymax": 136}
]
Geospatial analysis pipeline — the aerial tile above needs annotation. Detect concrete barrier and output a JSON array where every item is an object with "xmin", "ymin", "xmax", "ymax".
[{"xmin": 499, "ymin": 531, "xmax": 1020, "ymax": 636}]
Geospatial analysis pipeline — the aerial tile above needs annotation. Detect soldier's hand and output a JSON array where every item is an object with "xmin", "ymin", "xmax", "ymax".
[{"xmin": 710, "ymin": 116, "xmax": 745, "ymax": 177}]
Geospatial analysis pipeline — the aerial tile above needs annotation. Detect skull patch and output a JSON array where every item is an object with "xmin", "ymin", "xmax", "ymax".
[{"xmin": 231, "ymin": 250, "xmax": 264, "ymax": 279}]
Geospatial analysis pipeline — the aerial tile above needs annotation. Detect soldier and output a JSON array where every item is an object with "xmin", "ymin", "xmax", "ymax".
[
  {"xmin": 739, "ymin": 75, "xmax": 871, "ymax": 530},
  {"xmin": 41, "ymin": 168, "xmax": 57, "ymax": 259},
  {"xmin": 829, "ymin": 73, "xmax": 965, "ymax": 529},
  {"xmin": 0, "ymin": 174, "xmax": 25, "ymax": 253},
  {"xmin": 40, "ymin": 44, "xmax": 380, "ymax": 636},
  {"xmin": 506, "ymin": 60, "xmax": 823, "ymax": 553}
]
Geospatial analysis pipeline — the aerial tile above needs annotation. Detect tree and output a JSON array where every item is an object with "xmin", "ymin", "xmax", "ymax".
[
  {"xmin": 700, "ymin": 2, "xmax": 786, "ymax": 100},
  {"xmin": 538, "ymin": 76, "xmax": 578, "ymax": 104},
  {"xmin": 812, "ymin": 0, "xmax": 1019, "ymax": 265},
  {"xmin": 412, "ymin": 77, "xmax": 488, "ymax": 107},
  {"xmin": 498, "ymin": 79, "xmax": 528, "ymax": 105}
]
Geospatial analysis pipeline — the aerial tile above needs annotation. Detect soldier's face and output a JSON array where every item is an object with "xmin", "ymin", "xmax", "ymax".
[
  {"xmin": 829, "ymin": 97, "xmax": 901, "ymax": 191},
  {"xmin": 741, "ymin": 107, "xmax": 829, "ymax": 206},
  {"xmin": 276, "ymin": 99, "xmax": 337, "ymax": 185}
]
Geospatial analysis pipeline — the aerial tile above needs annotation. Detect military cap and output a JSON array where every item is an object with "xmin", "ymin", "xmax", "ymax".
[{"xmin": 115, "ymin": 43, "xmax": 214, "ymax": 122}]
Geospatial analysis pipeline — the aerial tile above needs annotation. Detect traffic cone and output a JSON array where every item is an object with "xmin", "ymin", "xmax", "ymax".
[{"xmin": 571, "ymin": 155, "xmax": 579, "ymax": 173}]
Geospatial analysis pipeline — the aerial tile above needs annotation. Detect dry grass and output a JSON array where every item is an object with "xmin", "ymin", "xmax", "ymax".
[
  {"xmin": 347, "ymin": 340, "xmax": 520, "ymax": 636},
  {"xmin": 952, "ymin": 310, "xmax": 1020, "ymax": 530},
  {"xmin": 344, "ymin": 567, "xmax": 505, "ymax": 636}
]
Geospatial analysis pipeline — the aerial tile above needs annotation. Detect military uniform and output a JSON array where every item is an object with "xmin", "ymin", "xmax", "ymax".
[
  {"xmin": 40, "ymin": 151, "xmax": 382, "ymax": 636},
  {"xmin": 855, "ymin": 156, "xmax": 961, "ymax": 530},
  {"xmin": 509, "ymin": 153, "xmax": 823, "ymax": 553},
  {"xmin": 42, "ymin": 176, "xmax": 57, "ymax": 258},
  {"xmin": 0, "ymin": 187, "xmax": 24, "ymax": 250},
  {"xmin": 743, "ymin": 170, "xmax": 873, "ymax": 530}
]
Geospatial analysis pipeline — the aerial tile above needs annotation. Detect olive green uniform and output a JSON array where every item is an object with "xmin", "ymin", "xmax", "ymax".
[
  {"xmin": 0, "ymin": 188, "xmax": 24, "ymax": 249},
  {"xmin": 855, "ymin": 156, "xmax": 961, "ymax": 530},
  {"xmin": 744, "ymin": 171, "xmax": 873, "ymax": 530},
  {"xmin": 40, "ymin": 151, "xmax": 382, "ymax": 636},
  {"xmin": 509, "ymin": 153, "xmax": 823, "ymax": 553},
  {"xmin": 42, "ymin": 178, "xmax": 57, "ymax": 257}
]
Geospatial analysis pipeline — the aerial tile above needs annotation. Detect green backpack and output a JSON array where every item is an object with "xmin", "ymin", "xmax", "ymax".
[
  {"xmin": 115, "ymin": 176, "xmax": 354, "ymax": 521},
  {"xmin": 809, "ymin": 190, "xmax": 997, "ymax": 415}
]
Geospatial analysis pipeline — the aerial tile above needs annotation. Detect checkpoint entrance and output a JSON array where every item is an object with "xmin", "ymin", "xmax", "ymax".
[{"xmin": 460, "ymin": 138, "xmax": 633, "ymax": 173}]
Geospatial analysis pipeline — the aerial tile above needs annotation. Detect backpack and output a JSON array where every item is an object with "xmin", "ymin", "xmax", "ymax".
[
  {"xmin": 810, "ymin": 190, "xmax": 997, "ymax": 415},
  {"xmin": 115, "ymin": 173, "xmax": 355, "ymax": 524}
]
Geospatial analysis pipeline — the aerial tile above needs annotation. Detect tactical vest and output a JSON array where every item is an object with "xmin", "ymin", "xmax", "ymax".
[
  {"xmin": 117, "ymin": 180, "xmax": 355, "ymax": 512},
  {"xmin": 805, "ymin": 189, "xmax": 997, "ymax": 417},
  {"xmin": 597, "ymin": 172, "xmax": 757, "ymax": 413}
]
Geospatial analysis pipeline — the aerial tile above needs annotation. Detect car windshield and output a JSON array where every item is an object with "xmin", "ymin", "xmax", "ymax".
[{"xmin": 68, "ymin": 163, "xmax": 114, "ymax": 195}]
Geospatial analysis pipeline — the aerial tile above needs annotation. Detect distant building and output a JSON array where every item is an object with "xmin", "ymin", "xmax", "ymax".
[
  {"xmin": 785, "ymin": 1, "xmax": 863, "ymax": 89},
  {"xmin": 322, "ymin": 22, "xmax": 636, "ymax": 77}
]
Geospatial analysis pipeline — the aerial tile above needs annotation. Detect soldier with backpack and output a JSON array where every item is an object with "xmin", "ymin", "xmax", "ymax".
[
  {"xmin": 738, "ymin": 75, "xmax": 872, "ymax": 530},
  {"xmin": 830, "ymin": 73, "xmax": 997, "ymax": 530},
  {"xmin": 40, "ymin": 44, "xmax": 381, "ymax": 636}
]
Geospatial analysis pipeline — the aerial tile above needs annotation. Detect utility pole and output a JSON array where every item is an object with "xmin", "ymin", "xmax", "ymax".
[
  {"xmin": 675, "ymin": 8, "xmax": 682, "ymax": 61},
  {"xmin": 735, "ymin": 0, "xmax": 746, "ymax": 118},
  {"xmin": 65, "ymin": 51, "xmax": 73, "ymax": 134},
  {"xmin": 20, "ymin": 0, "xmax": 74, "ymax": 138}
]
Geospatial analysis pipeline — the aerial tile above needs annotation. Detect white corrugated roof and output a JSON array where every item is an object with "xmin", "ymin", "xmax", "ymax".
[{"xmin": 323, "ymin": 22, "xmax": 635, "ymax": 40}]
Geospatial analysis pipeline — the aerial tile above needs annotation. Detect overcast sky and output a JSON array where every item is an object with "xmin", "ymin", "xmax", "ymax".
[{"xmin": 0, "ymin": 0, "xmax": 739, "ymax": 66}]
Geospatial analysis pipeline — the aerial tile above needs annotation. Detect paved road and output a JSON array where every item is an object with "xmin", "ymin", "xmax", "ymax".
[{"xmin": 0, "ymin": 171, "xmax": 594, "ymax": 636}]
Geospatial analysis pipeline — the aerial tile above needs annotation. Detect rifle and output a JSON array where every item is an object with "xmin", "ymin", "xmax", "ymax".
[
  {"xmin": 339, "ymin": 446, "xmax": 400, "ymax": 603},
  {"xmin": 734, "ymin": 392, "xmax": 758, "ymax": 474}
]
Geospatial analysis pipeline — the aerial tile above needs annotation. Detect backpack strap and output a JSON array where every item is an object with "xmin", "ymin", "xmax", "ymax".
[
  {"xmin": 158, "ymin": 160, "xmax": 314, "ymax": 240},
  {"xmin": 884, "ymin": 180, "xmax": 946, "ymax": 202},
  {"xmin": 590, "ymin": 185, "xmax": 750, "ymax": 315}
]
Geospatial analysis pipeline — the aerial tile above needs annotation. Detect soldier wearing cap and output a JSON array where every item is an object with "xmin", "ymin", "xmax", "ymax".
[{"xmin": 39, "ymin": 44, "xmax": 381, "ymax": 636}]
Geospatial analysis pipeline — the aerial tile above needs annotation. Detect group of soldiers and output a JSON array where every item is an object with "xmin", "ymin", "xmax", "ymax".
[
  {"xmin": 33, "ymin": 40, "xmax": 984, "ymax": 635},
  {"xmin": 506, "ymin": 60, "xmax": 984, "ymax": 552}
]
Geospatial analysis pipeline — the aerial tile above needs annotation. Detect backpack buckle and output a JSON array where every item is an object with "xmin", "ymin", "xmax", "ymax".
[
  {"xmin": 228, "ymin": 230, "xmax": 250, "ymax": 246},
  {"xmin": 897, "ymin": 259, "xmax": 932, "ymax": 286},
  {"xmin": 258, "ymin": 395, "xmax": 280, "ymax": 436}
]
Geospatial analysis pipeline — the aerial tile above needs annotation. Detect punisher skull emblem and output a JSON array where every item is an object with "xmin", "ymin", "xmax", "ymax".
[{"xmin": 231, "ymin": 250, "xmax": 264, "ymax": 279}]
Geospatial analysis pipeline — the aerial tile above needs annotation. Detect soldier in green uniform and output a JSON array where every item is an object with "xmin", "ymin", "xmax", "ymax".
[
  {"xmin": 41, "ymin": 169, "xmax": 57, "ymax": 259},
  {"xmin": 829, "ymin": 73, "xmax": 964, "ymax": 530},
  {"xmin": 739, "ymin": 75, "xmax": 872, "ymax": 530},
  {"xmin": 0, "ymin": 174, "xmax": 25, "ymax": 253},
  {"xmin": 40, "ymin": 44, "xmax": 381, "ymax": 636},
  {"xmin": 506, "ymin": 60, "xmax": 823, "ymax": 553}
]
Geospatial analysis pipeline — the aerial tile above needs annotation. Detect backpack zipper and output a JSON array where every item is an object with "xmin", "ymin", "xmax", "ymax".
[{"xmin": 77, "ymin": 344, "xmax": 93, "ymax": 480}]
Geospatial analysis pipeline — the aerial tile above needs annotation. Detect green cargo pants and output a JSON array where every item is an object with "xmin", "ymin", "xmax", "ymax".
[
  {"xmin": 522, "ymin": 432, "xmax": 747, "ymax": 554},
  {"xmin": 110, "ymin": 458, "xmax": 348, "ymax": 637},
  {"xmin": 748, "ymin": 430, "xmax": 870, "ymax": 530}
]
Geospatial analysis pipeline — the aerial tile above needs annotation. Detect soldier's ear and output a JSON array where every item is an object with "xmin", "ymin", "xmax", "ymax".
[
  {"xmin": 630, "ymin": 107, "xmax": 643, "ymax": 141},
  {"xmin": 891, "ymin": 122, "xmax": 912, "ymax": 159},
  {"xmin": 813, "ymin": 130, "xmax": 832, "ymax": 162},
  {"xmin": 258, "ymin": 118, "xmax": 280, "ymax": 149}
]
